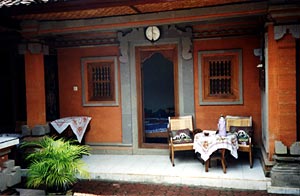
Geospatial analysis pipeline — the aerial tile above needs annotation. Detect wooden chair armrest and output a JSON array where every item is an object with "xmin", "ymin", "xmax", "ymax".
[{"xmin": 168, "ymin": 130, "xmax": 174, "ymax": 144}]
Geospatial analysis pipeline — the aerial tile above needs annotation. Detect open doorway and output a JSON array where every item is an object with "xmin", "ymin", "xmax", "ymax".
[
  {"xmin": 136, "ymin": 44, "xmax": 178, "ymax": 148},
  {"xmin": 143, "ymin": 53, "xmax": 174, "ymax": 144}
]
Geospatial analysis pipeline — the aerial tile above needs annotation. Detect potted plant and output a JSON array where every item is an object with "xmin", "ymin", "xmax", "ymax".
[{"xmin": 21, "ymin": 136, "xmax": 90, "ymax": 195}]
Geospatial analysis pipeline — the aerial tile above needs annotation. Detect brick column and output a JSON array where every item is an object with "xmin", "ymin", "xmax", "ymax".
[
  {"xmin": 267, "ymin": 23, "xmax": 297, "ymax": 160},
  {"xmin": 24, "ymin": 50, "xmax": 46, "ymax": 127}
]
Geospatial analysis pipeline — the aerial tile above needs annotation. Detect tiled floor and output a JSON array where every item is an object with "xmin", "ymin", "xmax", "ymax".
[{"xmin": 82, "ymin": 152, "xmax": 270, "ymax": 191}]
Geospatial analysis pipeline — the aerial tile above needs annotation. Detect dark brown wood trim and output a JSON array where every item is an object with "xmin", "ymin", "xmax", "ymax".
[
  {"xmin": 19, "ymin": 2, "xmax": 267, "ymax": 36},
  {"xmin": 135, "ymin": 44, "xmax": 178, "ymax": 149},
  {"xmin": 6, "ymin": 0, "xmax": 179, "ymax": 15}
]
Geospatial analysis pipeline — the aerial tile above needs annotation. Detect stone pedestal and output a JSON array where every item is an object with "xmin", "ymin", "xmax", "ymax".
[
  {"xmin": 269, "ymin": 141, "xmax": 300, "ymax": 194},
  {"xmin": 271, "ymin": 162, "xmax": 300, "ymax": 188}
]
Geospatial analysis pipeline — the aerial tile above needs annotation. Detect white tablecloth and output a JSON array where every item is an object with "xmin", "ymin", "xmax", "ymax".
[
  {"xmin": 193, "ymin": 131, "xmax": 238, "ymax": 161},
  {"xmin": 50, "ymin": 116, "xmax": 91, "ymax": 143}
]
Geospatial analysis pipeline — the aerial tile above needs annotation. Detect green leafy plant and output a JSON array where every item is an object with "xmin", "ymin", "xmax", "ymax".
[{"xmin": 21, "ymin": 136, "xmax": 90, "ymax": 193}]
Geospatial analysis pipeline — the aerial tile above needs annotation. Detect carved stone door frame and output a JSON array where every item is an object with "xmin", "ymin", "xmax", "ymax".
[{"xmin": 118, "ymin": 25, "xmax": 194, "ymax": 154}]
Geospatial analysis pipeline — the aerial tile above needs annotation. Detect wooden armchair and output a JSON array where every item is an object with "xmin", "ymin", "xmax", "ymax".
[
  {"xmin": 225, "ymin": 115, "xmax": 253, "ymax": 168},
  {"xmin": 168, "ymin": 115, "xmax": 195, "ymax": 167}
]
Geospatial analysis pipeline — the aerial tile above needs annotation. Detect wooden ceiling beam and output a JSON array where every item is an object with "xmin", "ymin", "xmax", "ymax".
[
  {"xmin": 130, "ymin": 6, "xmax": 142, "ymax": 14},
  {"xmin": 4, "ymin": 0, "xmax": 183, "ymax": 15},
  {"xmin": 19, "ymin": 1, "xmax": 267, "ymax": 38}
]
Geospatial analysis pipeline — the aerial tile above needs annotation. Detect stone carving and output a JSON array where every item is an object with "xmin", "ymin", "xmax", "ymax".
[
  {"xmin": 253, "ymin": 48, "xmax": 262, "ymax": 61},
  {"xmin": 118, "ymin": 25, "xmax": 193, "ymax": 62},
  {"xmin": 289, "ymin": 25, "xmax": 300, "ymax": 39},
  {"xmin": 28, "ymin": 43, "xmax": 42, "ymax": 54},
  {"xmin": 18, "ymin": 42, "xmax": 49, "ymax": 55},
  {"xmin": 181, "ymin": 37, "xmax": 192, "ymax": 60},
  {"xmin": 271, "ymin": 140, "xmax": 300, "ymax": 190},
  {"xmin": 274, "ymin": 25, "xmax": 286, "ymax": 40},
  {"xmin": 180, "ymin": 26, "xmax": 192, "ymax": 60},
  {"xmin": 290, "ymin": 142, "xmax": 300, "ymax": 155},
  {"xmin": 274, "ymin": 25, "xmax": 300, "ymax": 40},
  {"xmin": 118, "ymin": 31, "xmax": 128, "ymax": 63},
  {"xmin": 21, "ymin": 125, "xmax": 31, "ymax": 136},
  {"xmin": 274, "ymin": 140, "xmax": 287, "ymax": 154}
]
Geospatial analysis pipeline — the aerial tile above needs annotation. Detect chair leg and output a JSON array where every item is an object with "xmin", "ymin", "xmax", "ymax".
[
  {"xmin": 169, "ymin": 145, "xmax": 175, "ymax": 166},
  {"xmin": 169, "ymin": 144, "xmax": 172, "ymax": 159},
  {"xmin": 171, "ymin": 150, "xmax": 175, "ymax": 166},
  {"xmin": 249, "ymin": 148, "xmax": 253, "ymax": 168}
]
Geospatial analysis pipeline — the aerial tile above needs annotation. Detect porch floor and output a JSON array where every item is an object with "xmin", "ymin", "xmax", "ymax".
[{"xmin": 82, "ymin": 152, "xmax": 270, "ymax": 191}]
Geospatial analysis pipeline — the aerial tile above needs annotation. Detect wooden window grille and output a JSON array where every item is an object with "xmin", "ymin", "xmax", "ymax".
[
  {"xmin": 208, "ymin": 59, "xmax": 232, "ymax": 96},
  {"xmin": 199, "ymin": 49, "xmax": 242, "ymax": 105},
  {"xmin": 87, "ymin": 61, "xmax": 114, "ymax": 101}
]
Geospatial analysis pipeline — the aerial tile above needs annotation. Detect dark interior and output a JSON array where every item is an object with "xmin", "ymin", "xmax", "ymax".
[
  {"xmin": 142, "ymin": 52, "xmax": 175, "ymax": 144},
  {"xmin": 0, "ymin": 34, "xmax": 26, "ymax": 133}
]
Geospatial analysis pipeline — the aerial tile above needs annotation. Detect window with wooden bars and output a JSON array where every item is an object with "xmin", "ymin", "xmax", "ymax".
[
  {"xmin": 198, "ymin": 49, "xmax": 243, "ymax": 105},
  {"xmin": 82, "ymin": 57, "xmax": 119, "ymax": 106},
  {"xmin": 88, "ymin": 62, "xmax": 114, "ymax": 101}
]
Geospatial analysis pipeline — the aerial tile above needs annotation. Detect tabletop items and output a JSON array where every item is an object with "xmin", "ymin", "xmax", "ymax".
[
  {"xmin": 217, "ymin": 115, "xmax": 227, "ymax": 136},
  {"xmin": 193, "ymin": 131, "xmax": 238, "ymax": 162}
]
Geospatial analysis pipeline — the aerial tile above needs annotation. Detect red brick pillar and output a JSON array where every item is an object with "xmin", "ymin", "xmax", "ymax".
[
  {"xmin": 24, "ymin": 50, "xmax": 46, "ymax": 127},
  {"xmin": 267, "ymin": 23, "xmax": 297, "ymax": 160}
]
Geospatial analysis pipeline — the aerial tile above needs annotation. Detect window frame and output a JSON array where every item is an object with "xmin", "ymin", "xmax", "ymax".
[
  {"xmin": 198, "ymin": 49, "xmax": 243, "ymax": 105},
  {"xmin": 81, "ymin": 56, "xmax": 119, "ymax": 106}
]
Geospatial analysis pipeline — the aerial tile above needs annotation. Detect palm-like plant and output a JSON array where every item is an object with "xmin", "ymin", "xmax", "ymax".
[{"xmin": 21, "ymin": 136, "xmax": 90, "ymax": 193}]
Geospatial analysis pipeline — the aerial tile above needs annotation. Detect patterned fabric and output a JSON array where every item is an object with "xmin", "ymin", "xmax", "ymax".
[
  {"xmin": 193, "ymin": 132, "xmax": 238, "ymax": 161},
  {"xmin": 51, "ymin": 116, "xmax": 91, "ymax": 143},
  {"xmin": 0, "ymin": 0, "xmax": 54, "ymax": 8},
  {"xmin": 229, "ymin": 126, "xmax": 253, "ymax": 145},
  {"xmin": 171, "ymin": 129, "xmax": 193, "ymax": 144}
]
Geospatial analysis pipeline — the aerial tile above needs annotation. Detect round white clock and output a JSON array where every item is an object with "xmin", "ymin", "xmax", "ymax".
[{"xmin": 145, "ymin": 26, "xmax": 160, "ymax": 42}]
